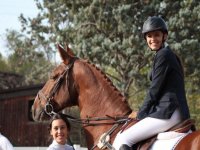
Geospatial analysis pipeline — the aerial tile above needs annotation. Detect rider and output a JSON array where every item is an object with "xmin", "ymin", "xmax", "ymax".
[{"xmin": 112, "ymin": 16, "xmax": 190, "ymax": 150}]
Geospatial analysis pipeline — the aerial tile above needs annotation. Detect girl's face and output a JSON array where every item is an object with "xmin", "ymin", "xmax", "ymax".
[
  {"xmin": 145, "ymin": 30, "xmax": 167, "ymax": 51},
  {"xmin": 50, "ymin": 119, "xmax": 69, "ymax": 145}
]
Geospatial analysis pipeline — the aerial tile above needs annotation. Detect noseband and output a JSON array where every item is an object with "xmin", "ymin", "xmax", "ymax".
[{"xmin": 37, "ymin": 62, "xmax": 74, "ymax": 116}]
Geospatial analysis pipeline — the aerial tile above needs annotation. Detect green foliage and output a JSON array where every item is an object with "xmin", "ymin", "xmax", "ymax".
[
  {"xmin": 4, "ymin": 30, "xmax": 55, "ymax": 85},
  {"xmin": 0, "ymin": 54, "xmax": 10, "ymax": 72}
]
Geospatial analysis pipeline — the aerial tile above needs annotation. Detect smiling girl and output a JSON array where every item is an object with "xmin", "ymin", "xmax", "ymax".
[{"xmin": 47, "ymin": 113, "xmax": 73, "ymax": 150}]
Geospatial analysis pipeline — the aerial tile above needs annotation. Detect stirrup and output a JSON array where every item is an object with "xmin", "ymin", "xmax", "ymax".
[{"xmin": 97, "ymin": 133, "xmax": 115, "ymax": 150}]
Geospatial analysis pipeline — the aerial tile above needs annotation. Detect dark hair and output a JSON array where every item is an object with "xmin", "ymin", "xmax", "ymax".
[{"xmin": 48, "ymin": 113, "xmax": 71, "ymax": 132}]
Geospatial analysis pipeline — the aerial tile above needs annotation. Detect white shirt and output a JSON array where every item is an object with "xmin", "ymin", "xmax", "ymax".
[
  {"xmin": 47, "ymin": 140, "xmax": 74, "ymax": 150},
  {"xmin": 0, "ymin": 133, "xmax": 14, "ymax": 150}
]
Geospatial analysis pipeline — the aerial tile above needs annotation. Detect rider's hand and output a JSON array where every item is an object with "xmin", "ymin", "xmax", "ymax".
[{"xmin": 128, "ymin": 111, "xmax": 137, "ymax": 119}]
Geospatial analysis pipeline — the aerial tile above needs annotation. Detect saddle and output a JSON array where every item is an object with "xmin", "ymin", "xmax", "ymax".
[{"xmin": 121, "ymin": 119, "xmax": 195, "ymax": 150}]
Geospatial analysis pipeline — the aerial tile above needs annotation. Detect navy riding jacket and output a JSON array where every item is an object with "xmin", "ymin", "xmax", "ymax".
[{"xmin": 137, "ymin": 46, "xmax": 190, "ymax": 120}]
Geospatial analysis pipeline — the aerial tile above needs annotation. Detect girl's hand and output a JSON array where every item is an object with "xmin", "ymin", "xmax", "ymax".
[{"xmin": 128, "ymin": 111, "xmax": 137, "ymax": 119}]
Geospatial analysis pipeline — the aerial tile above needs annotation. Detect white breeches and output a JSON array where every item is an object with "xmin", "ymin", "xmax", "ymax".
[{"xmin": 113, "ymin": 109, "xmax": 182, "ymax": 150}]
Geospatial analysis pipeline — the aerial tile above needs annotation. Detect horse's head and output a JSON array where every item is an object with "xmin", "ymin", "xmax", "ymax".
[
  {"xmin": 32, "ymin": 44, "xmax": 133, "ymax": 149},
  {"xmin": 32, "ymin": 45, "xmax": 78, "ymax": 121}
]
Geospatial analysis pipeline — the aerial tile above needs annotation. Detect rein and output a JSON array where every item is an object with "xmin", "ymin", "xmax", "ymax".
[
  {"xmin": 62, "ymin": 113, "xmax": 130, "ymax": 126},
  {"xmin": 37, "ymin": 59, "xmax": 131, "ymax": 126},
  {"xmin": 62, "ymin": 113, "xmax": 131, "ymax": 150}
]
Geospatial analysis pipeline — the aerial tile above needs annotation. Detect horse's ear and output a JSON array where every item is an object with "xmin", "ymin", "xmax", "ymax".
[
  {"xmin": 64, "ymin": 44, "xmax": 75, "ymax": 57},
  {"xmin": 57, "ymin": 44, "xmax": 73, "ymax": 64}
]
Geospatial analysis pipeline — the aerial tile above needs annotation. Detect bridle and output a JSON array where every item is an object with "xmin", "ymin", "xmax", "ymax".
[
  {"xmin": 36, "ymin": 59, "xmax": 130, "ymax": 122},
  {"xmin": 37, "ymin": 62, "xmax": 74, "ymax": 116}
]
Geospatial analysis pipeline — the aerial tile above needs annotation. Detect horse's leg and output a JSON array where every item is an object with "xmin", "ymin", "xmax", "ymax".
[{"xmin": 175, "ymin": 131, "xmax": 200, "ymax": 150}]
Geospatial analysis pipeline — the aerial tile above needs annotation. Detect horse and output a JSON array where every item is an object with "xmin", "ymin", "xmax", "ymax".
[{"xmin": 32, "ymin": 44, "xmax": 200, "ymax": 150}]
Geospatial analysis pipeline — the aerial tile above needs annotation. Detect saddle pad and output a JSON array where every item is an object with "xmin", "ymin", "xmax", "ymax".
[
  {"xmin": 157, "ymin": 130, "xmax": 191, "ymax": 140},
  {"xmin": 150, "ymin": 132, "xmax": 190, "ymax": 150}
]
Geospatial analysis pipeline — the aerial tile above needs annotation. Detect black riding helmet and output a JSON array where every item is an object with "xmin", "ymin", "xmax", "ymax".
[{"xmin": 142, "ymin": 16, "xmax": 168, "ymax": 38}]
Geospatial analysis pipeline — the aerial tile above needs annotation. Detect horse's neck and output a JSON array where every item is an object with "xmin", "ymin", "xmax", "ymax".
[
  {"xmin": 74, "ymin": 61, "xmax": 131, "ymax": 148},
  {"xmin": 75, "ymin": 61, "xmax": 131, "ymax": 117}
]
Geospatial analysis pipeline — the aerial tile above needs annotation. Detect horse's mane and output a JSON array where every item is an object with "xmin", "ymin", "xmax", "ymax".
[{"xmin": 82, "ymin": 59, "xmax": 126, "ymax": 102}]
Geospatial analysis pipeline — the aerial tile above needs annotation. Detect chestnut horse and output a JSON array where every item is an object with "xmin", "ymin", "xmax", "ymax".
[{"xmin": 32, "ymin": 45, "xmax": 200, "ymax": 150}]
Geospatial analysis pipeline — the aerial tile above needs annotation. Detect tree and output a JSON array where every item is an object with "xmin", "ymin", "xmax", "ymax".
[
  {"xmin": 19, "ymin": 0, "xmax": 152, "ymax": 99},
  {"xmin": 0, "ymin": 53, "xmax": 9, "ymax": 72},
  {"xmin": 5, "ymin": 30, "xmax": 54, "ymax": 85}
]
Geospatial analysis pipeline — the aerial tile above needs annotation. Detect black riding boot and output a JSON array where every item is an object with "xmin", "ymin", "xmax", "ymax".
[
  {"xmin": 119, "ymin": 144, "xmax": 138, "ymax": 150},
  {"xmin": 119, "ymin": 144, "xmax": 131, "ymax": 150}
]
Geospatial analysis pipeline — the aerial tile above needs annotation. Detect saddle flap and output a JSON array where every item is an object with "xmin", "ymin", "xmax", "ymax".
[{"xmin": 168, "ymin": 119, "xmax": 196, "ymax": 133}]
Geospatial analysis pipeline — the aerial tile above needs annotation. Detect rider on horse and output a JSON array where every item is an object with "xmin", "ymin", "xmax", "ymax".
[{"xmin": 112, "ymin": 16, "xmax": 190, "ymax": 150}]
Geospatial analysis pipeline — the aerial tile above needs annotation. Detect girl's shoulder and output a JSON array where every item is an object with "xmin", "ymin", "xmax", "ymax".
[
  {"xmin": 47, "ymin": 142, "xmax": 56, "ymax": 150},
  {"xmin": 157, "ymin": 46, "xmax": 175, "ymax": 60},
  {"xmin": 46, "ymin": 148, "xmax": 53, "ymax": 150},
  {"xmin": 47, "ymin": 143, "xmax": 73, "ymax": 150},
  {"xmin": 46, "ymin": 146, "xmax": 55, "ymax": 150},
  {"xmin": 66, "ymin": 144, "xmax": 74, "ymax": 150},
  {"xmin": 158, "ymin": 46, "xmax": 172, "ymax": 55}
]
